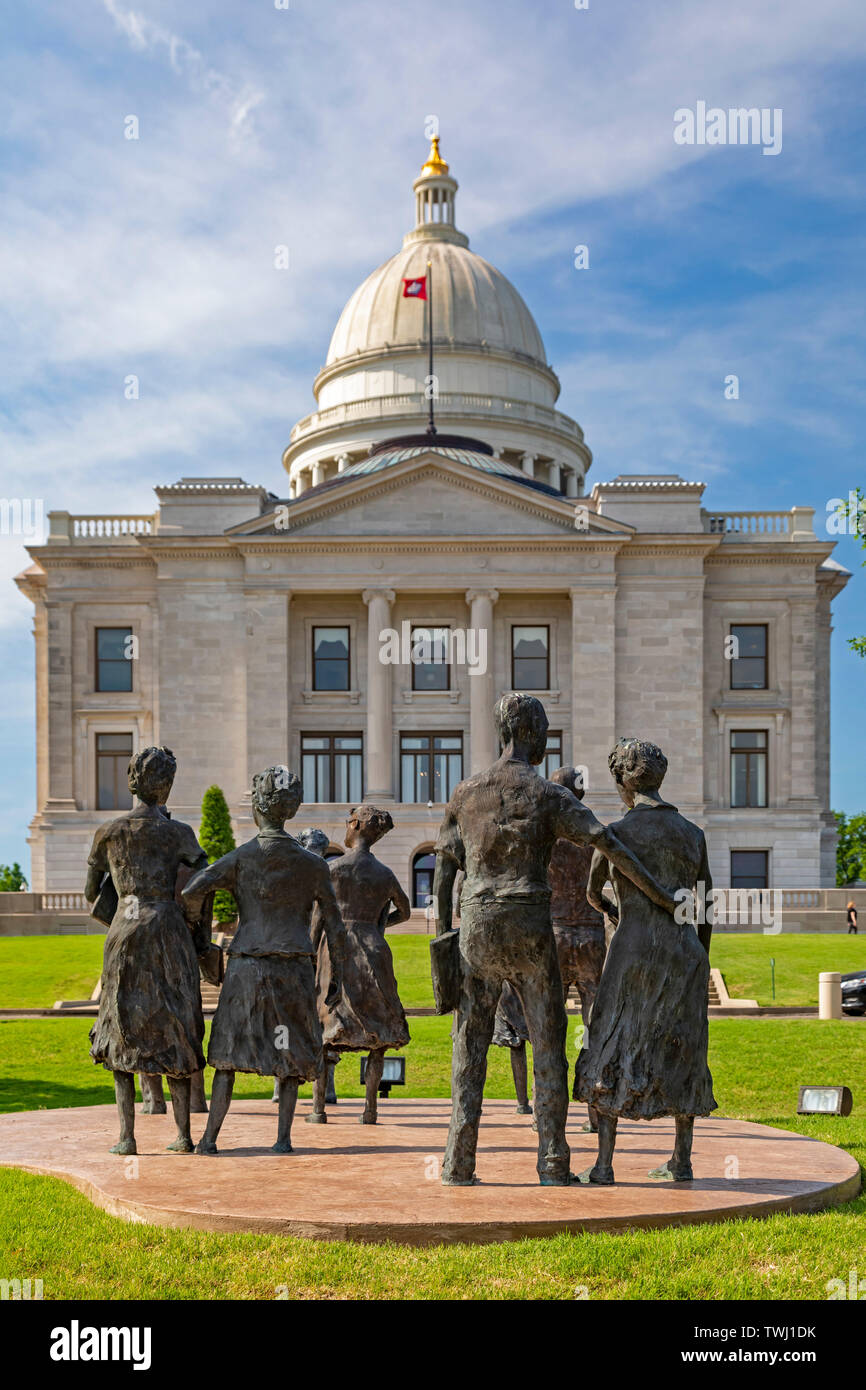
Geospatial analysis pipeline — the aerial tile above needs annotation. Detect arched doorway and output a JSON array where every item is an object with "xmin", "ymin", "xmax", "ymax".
[{"xmin": 412, "ymin": 850, "xmax": 436, "ymax": 908}]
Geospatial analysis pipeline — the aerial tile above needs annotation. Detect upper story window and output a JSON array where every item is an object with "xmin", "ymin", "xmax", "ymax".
[
  {"xmin": 730, "ymin": 730, "xmax": 768, "ymax": 807},
  {"xmin": 400, "ymin": 732, "xmax": 463, "ymax": 804},
  {"xmin": 96, "ymin": 732, "xmax": 133, "ymax": 810},
  {"xmin": 512, "ymin": 625, "xmax": 549, "ymax": 690},
  {"xmin": 96, "ymin": 627, "xmax": 133, "ymax": 692},
  {"xmin": 301, "ymin": 733, "xmax": 363, "ymax": 803},
  {"xmin": 730, "ymin": 624, "xmax": 768, "ymax": 690},
  {"xmin": 411, "ymin": 626, "xmax": 451, "ymax": 691},
  {"xmin": 312, "ymin": 626, "xmax": 350, "ymax": 691},
  {"xmin": 539, "ymin": 730, "xmax": 563, "ymax": 780}
]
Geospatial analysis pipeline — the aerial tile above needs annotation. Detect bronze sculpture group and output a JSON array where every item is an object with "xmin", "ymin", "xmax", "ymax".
[{"xmin": 86, "ymin": 695, "xmax": 715, "ymax": 1187}]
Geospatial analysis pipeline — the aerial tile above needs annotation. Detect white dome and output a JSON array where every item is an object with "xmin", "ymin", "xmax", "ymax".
[
  {"xmin": 283, "ymin": 138, "xmax": 591, "ymax": 497},
  {"xmin": 325, "ymin": 239, "xmax": 547, "ymax": 368}
]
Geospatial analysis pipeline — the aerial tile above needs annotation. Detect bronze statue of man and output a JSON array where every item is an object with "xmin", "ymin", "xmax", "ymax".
[
  {"xmin": 433, "ymin": 694, "xmax": 678, "ymax": 1186},
  {"xmin": 547, "ymin": 765, "xmax": 607, "ymax": 1131},
  {"xmin": 574, "ymin": 738, "xmax": 716, "ymax": 1184},
  {"xmin": 182, "ymin": 768, "xmax": 346, "ymax": 1155},
  {"xmin": 85, "ymin": 746, "xmax": 209, "ymax": 1156}
]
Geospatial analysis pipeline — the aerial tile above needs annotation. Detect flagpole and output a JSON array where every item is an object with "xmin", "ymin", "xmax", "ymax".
[{"xmin": 426, "ymin": 257, "xmax": 436, "ymax": 438}]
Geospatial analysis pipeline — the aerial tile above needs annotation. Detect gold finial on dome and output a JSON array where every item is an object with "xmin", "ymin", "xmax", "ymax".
[{"xmin": 420, "ymin": 135, "xmax": 449, "ymax": 177}]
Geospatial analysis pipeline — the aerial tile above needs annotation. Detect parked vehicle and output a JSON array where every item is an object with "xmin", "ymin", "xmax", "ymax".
[{"xmin": 840, "ymin": 969, "xmax": 866, "ymax": 1016}]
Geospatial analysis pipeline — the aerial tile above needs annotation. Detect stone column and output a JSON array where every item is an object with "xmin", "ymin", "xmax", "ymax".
[
  {"xmin": 311, "ymin": 461, "xmax": 325, "ymax": 487},
  {"xmin": 570, "ymin": 584, "xmax": 616, "ymax": 798},
  {"xmin": 244, "ymin": 589, "xmax": 290, "ymax": 786},
  {"xmin": 45, "ymin": 601, "xmax": 76, "ymax": 810},
  {"xmin": 337, "ymin": 454, "xmax": 350, "ymax": 473},
  {"xmin": 465, "ymin": 588, "xmax": 499, "ymax": 774},
  {"xmin": 565, "ymin": 470, "xmax": 579, "ymax": 498},
  {"xmin": 521, "ymin": 452, "xmax": 536, "ymax": 478},
  {"xmin": 548, "ymin": 461, "xmax": 562, "ymax": 491},
  {"xmin": 362, "ymin": 588, "xmax": 396, "ymax": 800}
]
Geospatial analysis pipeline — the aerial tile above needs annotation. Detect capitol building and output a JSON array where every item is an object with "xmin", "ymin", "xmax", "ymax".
[{"xmin": 17, "ymin": 139, "xmax": 848, "ymax": 900}]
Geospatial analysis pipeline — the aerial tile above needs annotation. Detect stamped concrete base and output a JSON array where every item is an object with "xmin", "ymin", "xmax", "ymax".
[{"xmin": 0, "ymin": 1099, "xmax": 858, "ymax": 1245}]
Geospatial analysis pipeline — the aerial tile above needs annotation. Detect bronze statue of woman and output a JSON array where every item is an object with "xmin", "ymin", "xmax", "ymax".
[
  {"xmin": 574, "ymin": 738, "xmax": 716, "ymax": 1184},
  {"xmin": 182, "ymin": 768, "xmax": 346, "ymax": 1155},
  {"xmin": 311, "ymin": 805, "xmax": 411, "ymax": 1125},
  {"xmin": 86, "ymin": 746, "xmax": 209, "ymax": 1156}
]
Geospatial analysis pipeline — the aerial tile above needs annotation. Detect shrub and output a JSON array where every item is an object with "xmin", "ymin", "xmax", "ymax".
[{"xmin": 199, "ymin": 786, "xmax": 237, "ymax": 922}]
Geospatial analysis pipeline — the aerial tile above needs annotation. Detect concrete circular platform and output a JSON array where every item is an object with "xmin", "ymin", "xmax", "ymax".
[{"xmin": 0, "ymin": 1099, "xmax": 858, "ymax": 1245}]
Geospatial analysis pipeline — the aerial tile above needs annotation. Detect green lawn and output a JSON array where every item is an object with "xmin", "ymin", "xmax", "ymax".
[
  {"xmin": 3, "ymin": 931, "xmax": 863, "ymax": 1012},
  {"xmin": 0, "ymin": 934, "xmax": 105, "ymax": 1009},
  {"xmin": 0, "ymin": 1015, "xmax": 863, "ymax": 1299},
  {"xmin": 710, "ymin": 934, "xmax": 866, "ymax": 1006}
]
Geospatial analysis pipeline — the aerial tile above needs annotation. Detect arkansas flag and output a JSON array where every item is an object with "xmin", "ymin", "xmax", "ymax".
[{"xmin": 402, "ymin": 275, "xmax": 427, "ymax": 300}]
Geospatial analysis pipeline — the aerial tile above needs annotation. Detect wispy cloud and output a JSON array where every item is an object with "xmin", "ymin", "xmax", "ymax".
[{"xmin": 101, "ymin": 0, "xmax": 265, "ymax": 140}]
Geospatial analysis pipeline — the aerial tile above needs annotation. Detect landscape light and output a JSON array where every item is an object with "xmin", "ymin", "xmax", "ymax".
[
  {"xmin": 360, "ymin": 1054, "xmax": 406, "ymax": 1099},
  {"xmin": 797, "ymin": 1085, "xmax": 853, "ymax": 1116}
]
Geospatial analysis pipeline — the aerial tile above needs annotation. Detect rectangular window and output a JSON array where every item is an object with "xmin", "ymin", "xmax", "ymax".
[
  {"xmin": 411, "ymin": 626, "xmax": 451, "ymax": 691},
  {"xmin": 730, "ymin": 730, "xmax": 768, "ymax": 807},
  {"xmin": 96, "ymin": 733, "xmax": 134, "ymax": 810},
  {"xmin": 400, "ymin": 733, "xmax": 463, "ymax": 804},
  {"xmin": 539, "ymin": 730, "xmax": 563, "ymax": 780},
  {"xmin": 96, "ymin": 627, "xmax": 133, "ymax": 692},
  {"xmin": 730, "ymin": 850, "xmax": 768, "ymax": 890},
  {"xmin": 512, "ymin": 625, "xmax": 549, "ymax": 690},
  {"xmin": 312, "ymin": 626, "xmax": 350, "ymax": 691},
  {"xmin": 301, "ymin": 733, "xmax": 363, "ymax": 803},
  {"xmin": 730, "ymin": 623, "xmax": 768, "ymax": 690}
]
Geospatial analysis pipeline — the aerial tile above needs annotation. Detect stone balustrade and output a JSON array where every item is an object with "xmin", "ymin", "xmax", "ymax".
[
  {"xmin": 47, "ymin": 512, "xmax": 156, "ymax": 543},
  {"xmin": 290, "ymin": 391, "xmax": 583, "ymax": 441},
  {"xmin": 702, "ymin": 507, "xmax": 816, "ymax": 540}
]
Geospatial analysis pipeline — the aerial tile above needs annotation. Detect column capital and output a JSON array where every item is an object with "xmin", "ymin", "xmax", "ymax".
[
  {"xmin": 465, "ymin": 588, "xmax": 499, "ymax": 606},
  {"xmin": 362, "ymin": 587, "xmax": 396, "ymax": 606}
]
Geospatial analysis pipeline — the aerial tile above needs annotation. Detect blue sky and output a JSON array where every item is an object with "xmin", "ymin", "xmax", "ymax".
[{"xmin": 0, "ymin": 0, "xmax": 863, "ymax": 872}]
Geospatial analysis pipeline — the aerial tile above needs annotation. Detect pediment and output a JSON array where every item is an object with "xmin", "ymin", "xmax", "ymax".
[{"xmin": 228, "ymin": 454, "xmax": 630, "ymax": 540}]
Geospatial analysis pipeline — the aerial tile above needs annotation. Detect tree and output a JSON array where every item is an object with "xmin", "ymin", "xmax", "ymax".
[
  {"xmin": 199, "ymin": 786, "xmax": 237, "ymax": 923},
  {"xmin": 836, "ymin": 490, "xmax": 866, "ymax": 656},
  {"xmin": 835, "ymin": 811, "xmax": 866, "ymax": 886},
  {"xmin": 0, "ymin": 863, "xmax": 28, "ymax": 892}
]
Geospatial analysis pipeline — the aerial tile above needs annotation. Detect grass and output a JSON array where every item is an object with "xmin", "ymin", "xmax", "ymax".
[
  {"xmin": 0, "ymin": 934, "xmax": 105, "ymax": 1009},
  {"xmin": 710, "ymin": 934, "xmax": 866, "ymax": 1006},
  {"xmin": 0, "ymin": 1016, "xmax": 863, "ymax": 1299},
  {"xmin": 3, "ymin": 931, "xmax": 863, "ymax": 1013}
]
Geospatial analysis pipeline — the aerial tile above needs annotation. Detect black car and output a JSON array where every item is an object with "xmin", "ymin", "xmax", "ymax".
[{"xmin": 841, "ymin": 970, "xmax": 866, "ymax": 1016}]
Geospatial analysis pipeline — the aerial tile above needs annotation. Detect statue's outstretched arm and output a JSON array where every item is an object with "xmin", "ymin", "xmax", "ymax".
[{"xmin": 587, "ymin": 848, "xmax": 618, "ymax": 924}]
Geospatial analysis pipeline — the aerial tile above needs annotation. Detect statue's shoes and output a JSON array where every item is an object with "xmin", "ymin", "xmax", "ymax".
[
  {"xmin": 648, "ymin": 1161, "xmax": 693, "ymax": 1182},
  {"xmin": 575, "ymin": 1164, "xmax": 614, "ymax": 1185},
  {"xmin": 166, "ymin": 1137, "xmax": 195, "ymax": 1154},
  {"xmin": 109, "ymin": 1139, "xmax": 136, "ymax": 1156}
]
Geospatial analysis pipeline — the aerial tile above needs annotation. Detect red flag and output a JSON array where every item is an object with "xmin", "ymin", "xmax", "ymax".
[{"xmin": 402, "ymin": 275, "xmax": 427, "ymax": 300}]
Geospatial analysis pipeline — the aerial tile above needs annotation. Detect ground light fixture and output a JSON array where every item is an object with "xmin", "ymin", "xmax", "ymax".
[
  {"xmin": 796, "ymin": 1085, "xmax": 853, "ymax": 1116},
  {"xmin": 360, "ymin": 1054, "xmax": 407, "ymax": 1099}
]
